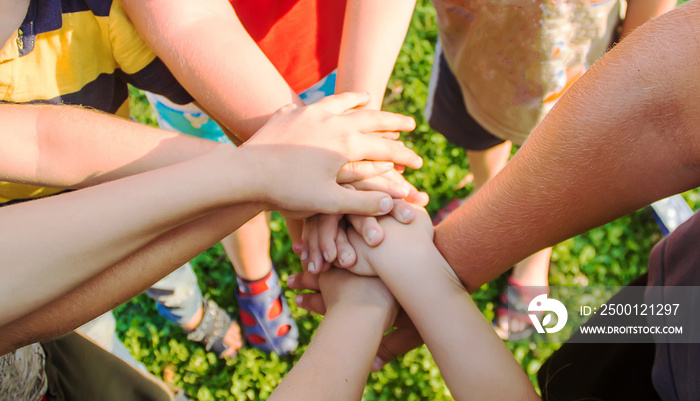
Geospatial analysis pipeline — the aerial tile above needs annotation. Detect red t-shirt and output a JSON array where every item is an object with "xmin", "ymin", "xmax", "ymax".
[{"xmin": 230, "ymin": 0, "xmax": 346, "ymax": 93}]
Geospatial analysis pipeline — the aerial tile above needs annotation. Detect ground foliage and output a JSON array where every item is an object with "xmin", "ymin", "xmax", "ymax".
[{"xmin": 122, "ymin": 1, "xmax": 697, "ymax": 399}]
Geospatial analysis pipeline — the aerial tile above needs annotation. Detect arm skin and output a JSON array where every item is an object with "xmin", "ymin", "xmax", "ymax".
[
  {"xmin": 435, "ymin": 1, "xmax": 700, "ymax": 292},
  {"xmin": 121, "ymin": 0, "xmax": 416, "ymax": 139},
  {"xmin": 1, "ymin": 144, "xmax": 254, "ymax": 327},
  {"xmin": 346, "ymin": 211, "xmax": 539, "ymax": 400},
  {"xmin": 288, "ymin": 212, "xmax": 538, "ymax": 400},
  {"xmin": 0, "ymin": 203, "xmax": 260, "ymax": 355},
  {"xmin": 269, "ymin": 270, "xmax": 397, "ymax": 401},
  {"xmin": 121, "ymin": 0, "xmax": 419, "ymax": 243},
  {"xmin": 121, "ymin": 0, "xmax": 300, "ymax": 140},
  {"xmin": 0, "ymin": 93, "xmax": 422, "ymax": 330},
  {"xmin": 336, "ymin": 0, "xmax": 417, "ymax": 109},
  {"xmin": 0, "ymin": 105, "xmax": 218, "ymax": 188}
]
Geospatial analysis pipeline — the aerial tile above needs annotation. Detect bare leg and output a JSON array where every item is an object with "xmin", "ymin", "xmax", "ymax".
[
  {"xmin": 222, "ymin": 212, "xmax": 273, "ymax": 280},
  {"xmin": 468, "ymin": 141, "xmax": 512, "ymax": 191},
  {"xmin": 511, "ymin": 248, "xmax": 551, "ymax": 287},
  {"xmin": 223, "ymin": 212, "xmax": 298, "ymax": 355}
]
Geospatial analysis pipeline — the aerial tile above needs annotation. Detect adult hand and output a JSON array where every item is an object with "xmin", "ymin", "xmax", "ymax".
[{"xmin": 238, "ymin": 92, "xmax": 422, "ymax": 216}]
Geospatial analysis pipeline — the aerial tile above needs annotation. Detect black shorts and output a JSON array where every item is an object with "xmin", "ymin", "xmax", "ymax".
[{"xmin": 425, "ymin": 48, "xmax": 505, "ymax": 151}]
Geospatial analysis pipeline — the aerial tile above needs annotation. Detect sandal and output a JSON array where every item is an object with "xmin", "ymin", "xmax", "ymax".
[
  {"xmin": 493, "ymin": 277, "xmax": 548, "ymax": 341},
  {"xmin": 236, "ymin": 268, "xmax": 299, "ymax": 355},
  {"xmin": 186, "ymin": 298, "xmax": 239, "ymax": 359}
]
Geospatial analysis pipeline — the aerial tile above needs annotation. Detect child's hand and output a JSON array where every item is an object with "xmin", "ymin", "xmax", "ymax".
[
  {"xmin": 299, "ymin": 198, "xmax": 422, "ymax": 274},
  {"xmin": 291, "ymin": 268, "xmax": 398, "ymax": 332},
  {"xmin": 288, "ymin": 269, "xmax": 422, "ymax": 372},
  {"xmin": 238, "ymin": 92, "xmax": 422, "ymax": 217},
  {"xmin": 321, "ymin": 269, "xmax": 396, "ymax": 311}
]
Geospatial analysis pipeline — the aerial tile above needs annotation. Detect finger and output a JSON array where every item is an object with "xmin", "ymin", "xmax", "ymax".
[
  {"xmin": 347, "ymin": 214, "xmax": 385, "ymax": 247},
  {"xmin": 306, "ymin": 217, "xmax": 323, "ymax": 274},
  {"xmin": 287, "ymin": 271, "xmax": 321, "ymax": 291},
  {"xmin": 348, "ymin": 169, "xmax": 412, "ymax": 199},
  {"xmin": 390, "ymin": 199, "xmax": 417, "ymax": 224},
  {"xmin": 366, "ymin": 131, "xmax": 401, "ymax": 140},
  {"xmin": 345, "ymin": 110, "xmax": 416, "ymax": 133},
  {"xmin": 406, "ymin": 190, "xmax": 430, "ymax": 207},
  {"xmin": 318, "ymin": 214, "xmax": 342, "ymax": 266},
  {"xmin": 347, "ymin": 136, "xmax": 423, "ymax": 170},
  {"xmin": 337, "ymin": 161, "xmax": 395, "ymax": 184},
  {"xmin": 324, "ymin": 184, "xmax": 395, "ymax": 216},
  {"xmin": 301, "ymin": 217, "xmax": 317, "ymax": 269},
  {"xmin": 295, "ymin": 292, "xmax": 326, "ymax": 315},
  {"xmin": 334, "ymin": 223, "xmax": 357, "ymax": 268},
  {"xmin": 373, "ymin": 326, "xmax": 424, "ymax": 372},
  {"xmin": 312, "ymin": 91, "xmax": 371, "ymax": 114},
  {"xmin": 292, "ymin": 240, "xmax": 303, "ymax": 255}
]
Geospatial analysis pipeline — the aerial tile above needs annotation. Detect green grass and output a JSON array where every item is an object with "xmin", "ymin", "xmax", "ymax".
[{"xmin": 123, "ymin": 1, "xmax": 697, "ymax": 399}]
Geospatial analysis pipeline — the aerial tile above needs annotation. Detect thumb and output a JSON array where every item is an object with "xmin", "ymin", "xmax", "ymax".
[{"xmin": 329, "ymin": 185, "xmax": 394, "ymax": 216}]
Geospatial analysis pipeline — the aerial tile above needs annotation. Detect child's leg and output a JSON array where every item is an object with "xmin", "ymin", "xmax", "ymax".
[
  {"xmin": 222, "ymin": 214, "xmax": 300, "ymax": 355},
  {"xmin": 144, "ymin": 92, "xmax": 297, "ymax": 355},
  {"xmin": 467, "ymin": 141, "xmax": 512, "ymax": 191},
  {"xmin": 221, "ymin": 213, "xmax": 272, "ymax": 281},
  {"xmin": 146, "ymin": 263, "xmax": 242, "ymax": 358},
  {"xmin": 511, "ymin": 249, "xmax": 551, "ymax": 287}
]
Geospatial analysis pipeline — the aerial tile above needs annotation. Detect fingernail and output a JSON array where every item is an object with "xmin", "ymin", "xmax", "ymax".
[
  {"xmin": 371, "ymin": 356, "xmax": 385, "ymax": 372},
  {"xmin": 403, "ymin": 182, "xmax": 411, "ymax": 196},
  {"xmin": 301, "ymin": 251, "xmax": 308, "ymax": 261},
  {"xmin": 401, "ymin": 207, "xmax": 414, "ymax": 221},
  {"xmin": 367, "ymin": 229, "xmax": 378, "ymax": 243},
  {"xmin": 323, "ymin": 251, "xmax": 330, "ymax": 263},
  {"xmin": 380, "ymin": 197, "xmax": 392, "ymax": 214},
  {"xmin": 287, "ymin": 274, "xmax": 296, "ymax": 286},
  {"xmin": 308, "ymin": 261, "xmax": 317, "ymax": 273},
  {"xmin": 292, "ymin": 242, "xmax": 303, "ymax": 254},
  {"xmin": 339, "ymin": 251, "xmax": 352, "ymax": 265},
  {"xmin": 295, "ymin": 294, "xmax": 303, "ymax": 306}
]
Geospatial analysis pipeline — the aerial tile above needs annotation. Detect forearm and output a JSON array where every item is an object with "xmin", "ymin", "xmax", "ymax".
[
  {"xmin": 269, "ymin": 304, "xmax": 388, "ymax": 401},
  {"xmin": 0, "ymin": 203, "xmax": 262, "ymax": 354},
  {"xmin": 435, "ymin": 3, "xmax": 700, "ymax": 291},
  {"xmin": 361, "ymin": 221, "xmax": 537, "ymax": 400},
  {"xmin": 335, "ymin": 0, "xmax": 416, "ymax": 110},
  {"xmin": 620, "ymin": 0, "xmax": 677, "ymax": 38},
  {"xmin": 0, "ymin": 104, "xmax": 217, "ymax": 188},
  {"xmin": 121, "ymin": 0, "xmax": 303, "ymax": 141},
  {"xmin": 0, "ymin": 146, "xmax": 258, "ymax": 326}
]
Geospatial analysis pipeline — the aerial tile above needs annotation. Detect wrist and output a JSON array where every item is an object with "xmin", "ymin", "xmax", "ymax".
[
  {"xmin": 327, "ymin": 301, "xmax": 397, "ymax": 333},
  {"xmin": 221, "ymin": 144, "xmax": 268, "ymax": 204}
]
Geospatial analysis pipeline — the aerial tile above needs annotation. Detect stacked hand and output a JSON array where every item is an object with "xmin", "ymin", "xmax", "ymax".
[
  {"xmin": 289, "ymin": 205, "xmax": 435, "ymax": 371},
  {"xmin": 237, "ymin": 92, "xmax": 424, "ymax": 217}
]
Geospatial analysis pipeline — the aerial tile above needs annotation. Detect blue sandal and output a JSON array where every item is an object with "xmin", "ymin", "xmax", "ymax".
[{"xmin": 236, "ymin": 269, "xmax": 299, "ymax": 355}]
